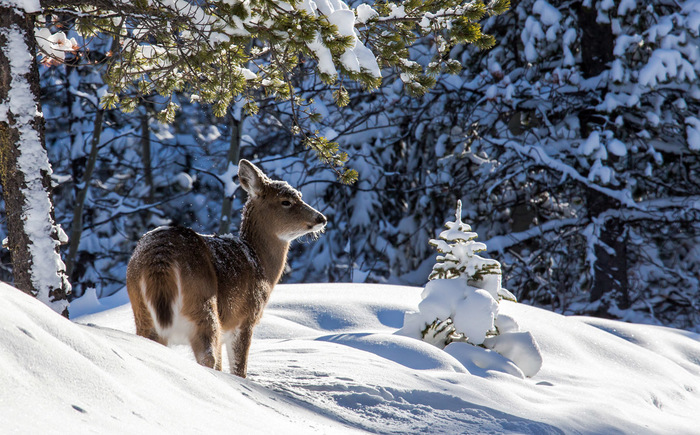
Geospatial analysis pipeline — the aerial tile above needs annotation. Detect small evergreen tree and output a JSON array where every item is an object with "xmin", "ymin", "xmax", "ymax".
[
  {"xmin": 429, "ymin": 200, "xmax": 503, "ymax": 287},
  {"xmin": 401, "ymin": 200, "xmax": 514, "ymax": 347},
  {"xmin": 399, "ymin": 200, "xmax": 542, "ymax": 377}
]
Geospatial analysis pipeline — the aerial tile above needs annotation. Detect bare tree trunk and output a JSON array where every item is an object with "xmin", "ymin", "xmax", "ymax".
[
  {"xmin": 65, "ymin": 32, "xmax": 118, "ymax": 286},
  {"xmin": 574, "ymin": 4, "xmax": 629, "ymax": 312},
  {"xmin": 575, "ymin": 5, "xmax": 614, "ymax": 78},
  {"xmin": 0, "ymin": 7, "xmax": 70, "ymax": 316},
  {"xmin": 141, "ymin": 104, "xmax": 154, "ymax": 204},
  {"xmin": 218, "ymin": 112, "xmax": 242, "ymax": 234},
  {"xmin": 65, "ymin": 108, "xmax": 104, "ymax": 279},
  {"xmin": 587, "ymin": 190, "xmax": 630, "ymax": 312}
]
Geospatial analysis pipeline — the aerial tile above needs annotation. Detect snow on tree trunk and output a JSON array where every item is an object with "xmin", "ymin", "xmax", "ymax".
[
  {"xmin": 575, "ymin": 3, "xmax": 630, "ymax": 313},
  {"xmin": 0, "ymin": 5, "xmax": 70, "ymax": 316}
]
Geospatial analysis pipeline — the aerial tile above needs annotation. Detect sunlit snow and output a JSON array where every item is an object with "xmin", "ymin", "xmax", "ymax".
[{"xmin": 2, "ymin": 282, "xmax": 700, "ymax": 433}]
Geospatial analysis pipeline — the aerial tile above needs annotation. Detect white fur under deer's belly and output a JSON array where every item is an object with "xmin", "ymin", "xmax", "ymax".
[
  {"xmin": 222, "ymin": 328, "xmax": 241, "ymax": 347},
  {"xmin": 142, "ymin": 277, "xmax": 195, "ymax": 346}
]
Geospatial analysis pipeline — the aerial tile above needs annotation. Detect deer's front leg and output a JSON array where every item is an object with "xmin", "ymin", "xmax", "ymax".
[{"xmin": 228, "ymin": 325, "xmax": 254, "ymax": 378}]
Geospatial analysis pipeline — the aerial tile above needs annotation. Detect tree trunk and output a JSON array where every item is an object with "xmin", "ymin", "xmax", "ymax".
[
  {"xmin": 0, "ymin": 7, "xmax": 70, "ymax": 316},
  {"xmin": 575, "ymin": 4, "xmax": 614, "ymax": 78},
  {"xmin": 65, "ymin": 108, "xmax": 104, "ymax": 280},
  {"xmin": 65, "ymin": 32, "xmax": 119, "ymax": 289},
  {"xmin": 586, "ymin": 190, "xmax": 630, "ymax": 312},
  {"xmin": 218, "ymin": 112, "xmax": 243, "ymax": 234},
  {"xmin": 141, "ymin": 105, "xmax": 154, "ymax": 204},
  {"xmin": 576, "ymin": 3, "xmax": 628, "ymax": 312}
]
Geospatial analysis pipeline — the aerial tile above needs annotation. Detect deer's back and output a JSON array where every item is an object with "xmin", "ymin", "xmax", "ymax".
[
  {"xmin": 127, "ymin": 226, "xmax": 218, "ymax": 295},
  {"xmin": 202, "ymin": 234, "xmax": 270, "ymax": 328}
]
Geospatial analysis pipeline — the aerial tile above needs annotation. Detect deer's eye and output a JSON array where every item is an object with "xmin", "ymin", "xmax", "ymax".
[{"xmin": 281, "ymin": 200, "xmax": 292, "ymax": 208}]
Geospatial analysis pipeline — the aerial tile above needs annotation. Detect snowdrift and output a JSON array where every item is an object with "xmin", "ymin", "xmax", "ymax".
[{"xmin": 2, "ymin": 282, "xmax": 700, "ymax": 434}]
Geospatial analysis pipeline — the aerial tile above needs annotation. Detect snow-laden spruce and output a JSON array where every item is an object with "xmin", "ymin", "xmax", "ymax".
[{"xmin": 398, "ymin": 201, "xmax": 542, "ymax": 378}]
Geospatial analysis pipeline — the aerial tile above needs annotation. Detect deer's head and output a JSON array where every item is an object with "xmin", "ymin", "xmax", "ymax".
[{"xmin": 238, "ymin": 159, "xmax": 327, "ymax": 242}]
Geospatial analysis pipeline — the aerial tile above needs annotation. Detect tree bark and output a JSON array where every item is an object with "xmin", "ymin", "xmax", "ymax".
[
  {"xmin": 65, "ymin": 108, "xmax": 104, "ymax": 280},
  {"xmin": 575, "ymin": 5, "xmax": 614, "ymax": 78},
  {"xmin": 576, "ymin": 3, "xmax": 628, "ymax": 312},
  {"xmin": 141, "ymin": 105, "xmax": 154, "ymax": 204},
  {"xmin": 586, "ymin": 190, "xmax": 630, "ymax": 312},
  {"xmin": 218, "ymin": 112, "xmax": 242, "ymax": 234},
  {"xmin": 0, "ymin": 7, "xmax": 70, "ymax": 316}
]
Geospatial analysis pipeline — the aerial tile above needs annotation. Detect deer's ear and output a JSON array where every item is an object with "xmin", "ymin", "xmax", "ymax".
[{"xmin": 238, "ymin": 159, "xmax": 267, "ymax": 197}]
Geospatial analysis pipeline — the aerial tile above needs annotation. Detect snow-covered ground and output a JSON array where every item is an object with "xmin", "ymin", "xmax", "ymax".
[{"xmin": 2, "ymin": 281, "xmax": 700, "ymax": 434}]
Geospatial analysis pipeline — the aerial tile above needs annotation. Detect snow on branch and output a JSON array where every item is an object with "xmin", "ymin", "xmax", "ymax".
[
  {"xmin": 483, "ymin": 195, "xmax": 700, "ymax": 255},
  {"xmin": 597, "ymin": 198, "xmax": 700, "ymax": 224},
  {"xmin": 492, "ymin": 139, "xmax": 637, "ymax": 208},
  {"xmin": 484, "ymin": 218, "xmax": 580, "ymax": 253},
  {"xmin": 34, "ymin": 0, "xmax": 510, "ymax": 181}
]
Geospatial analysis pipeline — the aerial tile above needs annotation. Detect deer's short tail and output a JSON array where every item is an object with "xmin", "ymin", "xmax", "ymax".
[{"xmin": 141, "ymin": 264, "xmax": 180, "ymax": 328}]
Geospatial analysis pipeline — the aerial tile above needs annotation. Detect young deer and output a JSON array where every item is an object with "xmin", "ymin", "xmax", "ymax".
[{"xmin": 126, "ymin": 159, "xmax": 326, "ymax": 377}]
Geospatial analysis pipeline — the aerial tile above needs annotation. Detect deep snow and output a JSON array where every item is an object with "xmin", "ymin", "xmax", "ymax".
[{"xmin": 2, "ymin": 282, "xmax": 700, "ymax": 434}]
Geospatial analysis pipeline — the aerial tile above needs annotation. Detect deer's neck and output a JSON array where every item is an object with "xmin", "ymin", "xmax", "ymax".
[{"xmin": 240, "ymin": 205, "xmax": 290, "ymax": 286}]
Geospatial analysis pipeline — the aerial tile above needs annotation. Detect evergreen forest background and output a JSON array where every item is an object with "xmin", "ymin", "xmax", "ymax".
[{"xmin": 2, "ymin": 0, "xmax": 698, "ymax": 332}]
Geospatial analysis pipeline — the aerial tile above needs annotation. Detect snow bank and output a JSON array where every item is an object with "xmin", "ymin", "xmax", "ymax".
[
  {"xmin": 483, "ymin": 330, "xmax": 543, "ymax": 377},
  {"xmin": 3, "ymin": 282, "xmax": 700, "ymax": 434},
  {"xmin": 0, "ymin": 282, "xmax": 356, "ymax": 434}
]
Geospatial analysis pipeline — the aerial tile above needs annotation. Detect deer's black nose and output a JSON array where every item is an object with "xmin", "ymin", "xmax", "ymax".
[{"xmin": 316, "ymin": 214, "xmax": 327, "ymax": 225}]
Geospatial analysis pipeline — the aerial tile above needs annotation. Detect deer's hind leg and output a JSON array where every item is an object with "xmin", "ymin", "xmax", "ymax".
[
  {"xmin": 182, "ymin": 274, "xmax": 222, "ymax": 371},
  {"xmin": 188, "ymin": 299, "xmax": 222, "ymax": 371},
  {"xmin": 227, "ymin": 324, "xmax": 254, "ymax": 378},
  {"xmin": 127, "ymin": 277, "xmax": 165, "ymax": 345}
]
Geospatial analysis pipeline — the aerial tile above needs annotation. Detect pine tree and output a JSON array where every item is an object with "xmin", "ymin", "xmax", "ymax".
[
  {"xmin": 400, "ymin": 200, "xmax": 542, "ymax": 377},
  {"xmin": 402, "ymin": 200, "xmax": 514, "ymax": 348},
  {"xmin": 37, "ymin": 0, "xmax": 510, "ymax": 182},
  {"xmin": 429, "ymin": 200, "xmax": 501, "ymax": 284}
]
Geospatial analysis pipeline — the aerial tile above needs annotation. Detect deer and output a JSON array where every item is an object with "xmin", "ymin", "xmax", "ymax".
[{"xmin": 126, "ymin": 159, "xmax": 327, "ymax": 377}]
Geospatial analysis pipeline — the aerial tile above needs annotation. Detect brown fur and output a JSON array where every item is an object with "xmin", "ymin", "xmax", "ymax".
[{"xmin": 126, "ymin": 160, "xmax": 326, "ymax": 377}]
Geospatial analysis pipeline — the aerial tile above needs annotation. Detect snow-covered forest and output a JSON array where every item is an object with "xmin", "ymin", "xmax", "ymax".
[
  {"xmin": 2, "ymin": 0, "xmax": 700, "ymax": 432},
  {"xmin": 1, "ymin": 2, "xmax": 699, "ymax": 326},
  {"xmin": 6, "ymin": 0, "xmax": 697, "ymax": 331}
]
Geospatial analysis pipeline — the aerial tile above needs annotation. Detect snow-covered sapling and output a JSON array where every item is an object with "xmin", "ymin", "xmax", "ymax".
[{"xmin": 399, "ymin": 200, "xmax": 542, "ymax": 377}]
